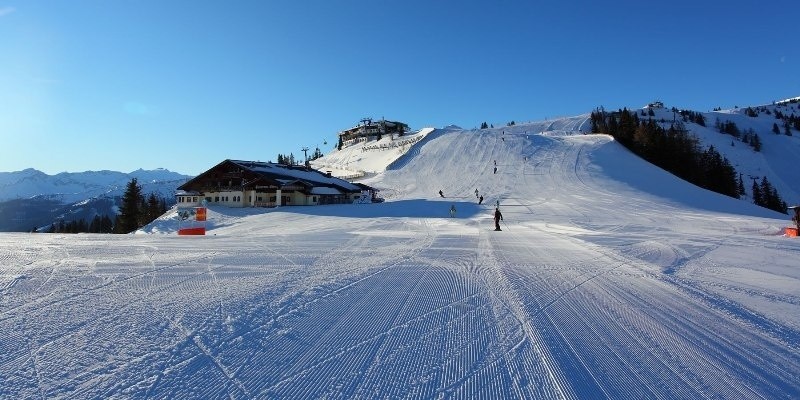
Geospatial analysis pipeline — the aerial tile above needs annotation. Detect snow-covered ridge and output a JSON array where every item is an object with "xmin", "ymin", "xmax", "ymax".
[
  {"xmin": 309, "ymin": 105, "xmax": 800, "ymax": 209},
  {"xmin": 309, "ymin": 127, "xmax": 436, "ymax": 178},
  {"xmin": 0, "ymin": 167, "xmax": 191, "ymax": 203}
]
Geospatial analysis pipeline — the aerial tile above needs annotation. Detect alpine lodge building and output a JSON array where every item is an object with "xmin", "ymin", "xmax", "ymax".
[{"xmin": 175, "ymin": 159, "xmax": 376, "ymax": 208}]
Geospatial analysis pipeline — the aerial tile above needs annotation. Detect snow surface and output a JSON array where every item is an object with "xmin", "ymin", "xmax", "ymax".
[{"xmin": 2, "ymin": 115, "xmax": 800, "ymax": 399}]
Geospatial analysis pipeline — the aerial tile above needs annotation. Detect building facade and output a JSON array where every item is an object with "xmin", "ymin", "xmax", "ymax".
[
  {"xmin": 176, "ymin": 160, "xmax": 375, "ymax": 208},
  {"xmin": 338, "ymin": 118, "xmax": 409, "ymax": 147}
]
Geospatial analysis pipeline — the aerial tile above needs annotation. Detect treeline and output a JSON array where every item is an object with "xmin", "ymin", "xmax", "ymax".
[
  {"xmin": 590, "ymin": 108, "xmax": 786, "ymax": 214},
  {"xmin": 44, "ymin": 215, "xmax": 114, "ymax": 234},
  {"xmin": 276, "ymin": 147, "xmax": 323, "ymax": 166},
  {"xmin": 752, "ymin": 176, "xmax": 786, "ymax": 213},
  {"xmin": 714, "ymin": 118, "xmax": 762, "ymax": 151},
  {"xmin": 591, "ymin": 108, "xmax": 739, "ymax": 198},
  {"xmin": 38, "ymin": 178, "xmax": 171, "ymax": 234},
  {"xmin": 479, "ymin": 121, "xmax": 517, "ymax": 129},
  {"xmin": 741, "ymin": 106, "xmax": 800, "ymax": 134}
]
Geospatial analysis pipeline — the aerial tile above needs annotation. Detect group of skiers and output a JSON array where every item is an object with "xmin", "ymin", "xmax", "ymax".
[
  {"xmin": 439, "ymin": 187, "xmax": 504, "ymax": 231},
  {"xmin": 437, "ymin": 131, "xmax": 517, "ymax": 230}
]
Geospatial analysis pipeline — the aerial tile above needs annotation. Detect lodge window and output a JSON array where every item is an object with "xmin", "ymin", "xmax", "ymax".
[{"xmin": 215, "ymin": 196, "xmax": 219, "ymax": 202}]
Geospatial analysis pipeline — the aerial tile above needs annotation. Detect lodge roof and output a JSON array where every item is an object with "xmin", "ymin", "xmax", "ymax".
[{"xmin": 178, "ymin": 159, "xmax": 369, "ymax": 194}]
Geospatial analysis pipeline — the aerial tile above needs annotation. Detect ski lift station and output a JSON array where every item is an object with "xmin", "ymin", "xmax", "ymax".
[{"xmin": 338, "ymin": 118, "xmax": 410, "ymax": 147}]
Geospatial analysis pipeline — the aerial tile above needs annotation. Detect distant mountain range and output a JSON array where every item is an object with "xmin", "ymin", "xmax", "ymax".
[{"xmin": 0, "ymin": 168, "xmax": 191, "ymax": 232}]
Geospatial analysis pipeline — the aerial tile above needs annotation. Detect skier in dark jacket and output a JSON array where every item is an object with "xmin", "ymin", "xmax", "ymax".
[
  {"xmin": 478, "ymin": 195, "xmax": 484, "ymax": 205},
  {"xmin": 439, "ymin": 190, "xmax": 444, "ymax": 198},
  {"xmin": 494, "ymin": 208, "xmax": 503, "ymax": 231}
]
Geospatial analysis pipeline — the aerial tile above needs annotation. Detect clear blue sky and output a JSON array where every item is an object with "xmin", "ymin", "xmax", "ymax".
[{"xmin": 2, "ymin": 1, "xmax": 798, "ymax": 175}]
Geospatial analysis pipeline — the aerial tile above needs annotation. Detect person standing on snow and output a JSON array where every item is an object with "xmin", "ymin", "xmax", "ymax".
[
  {"xmin": 494, "ymin": 207, "xmax": 503, "ymax": 231},
  {"xmin": 450, "ymin": 204, "xmax": 457, "ymax": 218},
  {"xmin": 475, "ymin": 188, "xmax": 479, "ymax": 198},
  {"xmin": 478, "ymin": 195, "xmax": 484, "ymax": 205}
]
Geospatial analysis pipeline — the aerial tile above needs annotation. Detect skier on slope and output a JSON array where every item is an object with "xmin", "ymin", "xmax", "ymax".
[
  {"xmin": 478, "ymin": 195, "xmax": 484, "ymax": 205},
  {"xmin": 439, "ymin": 190, "xmax": 444, "ymax": 198},
  {"xmin": 494, "ymin": 207, "xmax": 503, "ymax": 231}
]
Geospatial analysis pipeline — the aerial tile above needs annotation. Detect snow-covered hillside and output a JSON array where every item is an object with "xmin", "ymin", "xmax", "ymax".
[
  {"xmin": 3, "ymin": 111, "xmax": 799, "ymax": 399},
  {"xmin": 309, "ymin": 127, "xmax": 436, "ymax": 179},
  {"xmin": 644, "ymin": 100, "xmax": 800, "ymax": 203}
]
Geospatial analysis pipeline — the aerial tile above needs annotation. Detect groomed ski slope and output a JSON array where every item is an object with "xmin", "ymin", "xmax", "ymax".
[{"xmin": 2, "ymin": 118, "xmax": 799, "ymax": 399}]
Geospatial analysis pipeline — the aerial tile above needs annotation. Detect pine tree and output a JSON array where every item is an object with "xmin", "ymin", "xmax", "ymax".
[
  {"xmin": 759, "ymin": 176, "xmax": 787, "ymax": 213},
  {"xmin": 737, "ymin": 174, "xmax": 746, "ymax": 197},
  {"xmin": 773, "ymin": 123, "xmax": 781, "ymax": 134},
  {"xmin": 751, "ymin": 134, "xmax": 762, "ymax": 152},
  {"xmin": 89, "ymin": 215, "xmax": 102, "ymax": 233},
  {"xmin": 695, "ymin": 112, "xmax": 706, "ymax": 126},
  {"xmin": 117, "ymin": 178, "xmax": 143, "ymax": 233},
  {"xmin": 752, "ymin": 180, "xmax": 762, "ymax": 206},
  {"xmin": 146, "ymin": 193, "xmax": 161, "ymax": 223},
  {"xmin": 101, "ymin": 215, "xmax": 114, "ymax": 233}
]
